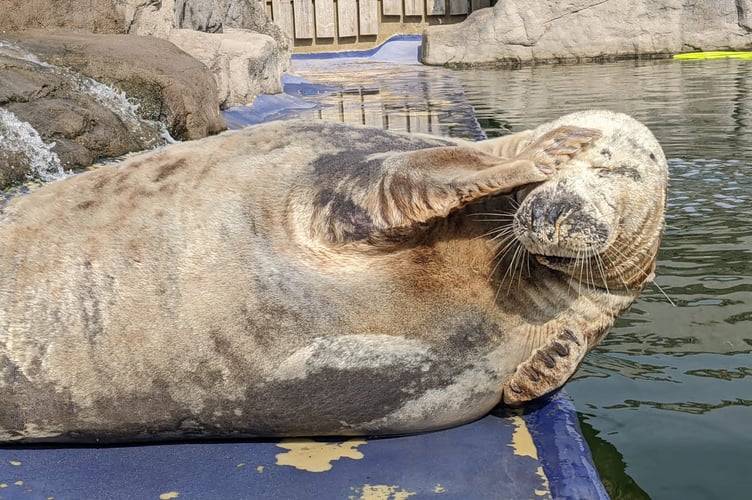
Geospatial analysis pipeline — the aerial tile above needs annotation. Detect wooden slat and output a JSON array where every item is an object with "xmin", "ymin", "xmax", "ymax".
[
  {"xmin": 426, "ymin": 0, "xmax": 446, "ymax": 16},
  {"xmin": 411, "ymin": 113, "xmax": 431, "ymax": 135},
  {"xmin": 387, "ymin": 112, "xmax": 408, "ymax": 133},
  {"xmin": 342, "ymin": 94, "xmax": 363, "ymax": 124},
  {"xmin": 337, "ymin": 0, "xmax": 358, "ymax": 37},
  {"xmin": 405, "ymin": 0, "xmax": 423, "ymax": 16},
  {"xmin": 315, "ymin": 0, "xmax": 335, "ymax": 38},
  {"xmin": 449, "ymin": 0, "xmax": 468, "ymax": 15},
  {"xmin": 470, "ymin": 0, "xmax": 490, "ymax": 11},
  {"xmin": 355, "ymin": 90, "xmax": 381, "ymax": 128},
  {"xmin": 359, "ymin": 0, "xmax": 379, "ymax": 35},
  {"xmin": 382, "ymin": 0, "xmax": 402, "ymax": 16},
  {"xmin": 293, "ymin": 0, "xmax": 315, "ymax": 38},
  {"xmin": 320, "ymin": 101, "xmax": 340, "ymax": 122},
  {"xmin": 271, "ymin": 0, "xmax": 294, "ymax": 39}
]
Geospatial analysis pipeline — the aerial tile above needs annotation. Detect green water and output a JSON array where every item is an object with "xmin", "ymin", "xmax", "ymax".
[{"xmin": 294, "ymin": 57, "xmax": 752, "ymax": 499}]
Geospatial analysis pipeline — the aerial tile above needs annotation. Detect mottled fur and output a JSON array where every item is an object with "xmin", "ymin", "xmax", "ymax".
[{"xmin": 0, "ymin": 111, "xmax": 667, "ymax": 442}]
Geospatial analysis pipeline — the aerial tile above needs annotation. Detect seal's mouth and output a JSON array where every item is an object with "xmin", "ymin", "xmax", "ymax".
[{"xmin": 534, "ymin": 254, "xmax": 578, "ymax": 268}]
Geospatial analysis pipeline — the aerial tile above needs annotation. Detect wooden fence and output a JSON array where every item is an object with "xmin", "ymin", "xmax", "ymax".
[{"xmin": 266, "ymin": 0, "xmax": 492, "ymax": 49}]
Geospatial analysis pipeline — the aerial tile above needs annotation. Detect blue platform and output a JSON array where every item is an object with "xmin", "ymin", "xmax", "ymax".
[
  {"xmin": 0, "ymin": 391, "xmax": 606, "ymax": 499},
  {"xmin": 0, "ymin": 36, "xmax": 608, "ymax": 500}
]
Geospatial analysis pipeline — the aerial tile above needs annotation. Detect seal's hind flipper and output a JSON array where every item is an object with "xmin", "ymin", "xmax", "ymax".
[
  {"xmin": 501, "ymin": 326, "xmax": 589, "ymax": 405},
  {"xmin": 377, "ymin": 126, "xmax": 601, "ymax": 229}
]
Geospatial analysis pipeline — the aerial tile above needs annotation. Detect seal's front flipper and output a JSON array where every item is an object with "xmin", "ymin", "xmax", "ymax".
[
  {"xmin": 472, "ymin": 126, "xmax": 600, "ymax": 161},
  {"xmin": 312, "ymin": 126, "xmax": 600, "ymax": 245},
  {"xmin": 377, "ymin": 126, "xmax": 601, "ymax": 229},
  {"xmin": 501, "ymin": 326, "xmax": 589, "ymax": 405}
]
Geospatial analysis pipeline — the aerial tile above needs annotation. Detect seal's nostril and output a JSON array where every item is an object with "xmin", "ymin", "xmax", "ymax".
[
  {"xmin": 545, "ymin": 201, "xmax": 570, "ymax": 225},
  {"xmin": 530, "ymin": 200, "xmax": 544, "ymax": 231}
]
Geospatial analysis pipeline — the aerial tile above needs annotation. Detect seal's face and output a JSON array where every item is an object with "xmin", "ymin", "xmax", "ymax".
[
  {"xmin": 494, "ymin": 111, "xmax": 667, "ymax": 405},
  {"xmin": 512, "ymin": 112, "xmax": 667, "ymax": 292}
]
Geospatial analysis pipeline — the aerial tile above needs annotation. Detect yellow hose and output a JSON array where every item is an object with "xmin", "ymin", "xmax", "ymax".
[{"xmin": 673, "ymin": 51, "xmax": 752, "ymax": 60}]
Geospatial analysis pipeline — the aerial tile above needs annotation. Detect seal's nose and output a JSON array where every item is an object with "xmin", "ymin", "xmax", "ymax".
[
  {"xmin": 544, "ymin": 200, "xmax": 570, "ymax": 226},
  {"xmin": 523, "ymin": 196, "xmax": 575, "ymax": 234}
]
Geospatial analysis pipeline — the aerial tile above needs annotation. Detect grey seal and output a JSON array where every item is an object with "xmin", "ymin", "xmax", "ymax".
[{"xmin": 0, "ymin": 110, "xmax": 667, "ymax": 442}]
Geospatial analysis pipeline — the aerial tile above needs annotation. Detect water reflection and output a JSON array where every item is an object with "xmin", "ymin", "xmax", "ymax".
[
  {"xmin": 291, "ymin": 59, "xmax": 485, "ymax": 139},
  {"xmin": 577, "ymin": 415, "xmax": 651, "ymax": 500},
  {"xmin": 455, "ymin": 59, "xmax": 752, "ymax": 160},
  {"xmin": 606, "ymin": 399, "xmax": 752, "ymax": 414}
]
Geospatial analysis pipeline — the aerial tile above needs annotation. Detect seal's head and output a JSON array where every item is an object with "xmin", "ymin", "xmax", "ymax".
[
  {"xmin": 514, "ymin": 111, "xmax": 667, "ymax": 293},
  {"xmin": 497, "ymin": 111, "xmax": 668, "ymax": 405}
]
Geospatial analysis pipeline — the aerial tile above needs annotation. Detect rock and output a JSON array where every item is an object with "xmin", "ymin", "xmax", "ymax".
[
  {"xmin": 4, "ymin": 31, "xmax": 226, "ymax": 140},
  {"xmin": 0, "ymin": 47, "xmax": 164, "ymax": 189},
  {"xmin": 218, "ymin": 0, "xmax": 291, "ymax": 53},
  {"xmin": 422, "ymin": 0, "xmax": 752, "ymax": 66},
  {"xmin": 739, "ymin": 0, "xmax": 752, "ymax": 31},
  {"xmin": 2, "ymin": 1, "xmax": 289, "ymax": 108},
  {"xmin": 0, "ymin": 108, "xmax": 62, "ymax": 187},
  {"xmin": 124, "ymin": 0, "xmax": 290, "ymax": 107},
  {"xmin": 174, "ymin": 0, "xmax": 224, "ymax": 33},
  {"xmin": 0, "ymin": 1, "xmax": 288, "ymax": 188},
  {"xmin": 168, "ymin": 0, "xmax": 290, "ymax": 52},
  {"xmin": 169, "ymin": 27, "xmax": 284, "ymax": 107},
  {"xmin": 0, "ymin": 0, "xmax": 124, "ymax": 33}
]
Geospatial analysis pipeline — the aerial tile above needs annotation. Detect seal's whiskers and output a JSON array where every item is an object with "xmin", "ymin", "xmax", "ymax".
[
  {"xmin": 600, "ymin": 248, "xmax": 635, "ymax": 293},
  {"xmin": 494, "ymin": 239, "xmax": 528, "ymax": 299},
  {"xmin": 593, "ymin": 253, "xmax": 611, "ymax": 294},
  {"xmin": 650, "ymin": 280, "xmax": 677, "ymax": 307}
]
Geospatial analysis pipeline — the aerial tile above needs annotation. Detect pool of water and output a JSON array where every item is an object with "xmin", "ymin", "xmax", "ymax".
[{"xmin": 291, "ymin": 56, "xmax": 752, "ymax": 499}]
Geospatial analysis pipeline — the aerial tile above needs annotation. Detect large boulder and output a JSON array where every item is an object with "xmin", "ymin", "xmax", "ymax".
[
  {"xmin": 0, "ymin": 0, "xmax": 124, "ymax": 33},
  {"xmin": 0, "ymin": 43, "xmax": 165, "ymax": 189},
  {"xmin": 217, "ymin": 0, "xmax": 290, "ymax": 53},
  {"xmin": 1, "ymin": 1, "xmax": 290, "ymax": 108},
  {"xmin": 169, "ymin": 27, "xmax": 284, "ymax": 108},
  {"xmin": 124, "ymin": 0, "xmax": 289, "ymax": 106},
  {"xmin": 169, "ymin": 0, "xmax": 290, "ymax": 52},
  {"xmin": 5, "ymin": 31, "xmax": 226, "ymax": 140},
  {"xmin": 422, "ymin": 0, "xmax": 752, "ymax": 66},
  {"xmin": 0, "ymin": 31, "xmax": 231, "ymax": 190}
]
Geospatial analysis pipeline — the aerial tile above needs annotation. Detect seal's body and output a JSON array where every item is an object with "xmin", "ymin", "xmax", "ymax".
[{"xmin": 0, "ymin": 111, "xmax": 667, "ymax": 442}]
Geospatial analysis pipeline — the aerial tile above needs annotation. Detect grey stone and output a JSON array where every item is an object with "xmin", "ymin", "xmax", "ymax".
[
  {"xmin": 4, "ymin": 31, "xmax": 226, "ymax": 140},
  {"xmin": 422, "ymin": 0, "xmax": 752, "ymax": 66},
  {"xmin": 0, "ymin": 49, "xmax": 164, "ymax": 189},
  {"xmin": 219, "ymin": 0, "xmax": 291, "ymax": 53},
  {"xmin": 174, "ymin": 0, "xmax": 223, "ymax": 33},
  {"xmin": 0, "ymin": 0, "xmax": 124, "ymax": 33},
  {"xmin": 169, "ymin": 27, "xmax": 285, "ymax": 107},
  {"xmin": 124, "ymin": 0, "xmax": 290, "ymax": 106},
  {"xmin": 1, "ymin": 0, "xmax": 290, "ymax": 107}
]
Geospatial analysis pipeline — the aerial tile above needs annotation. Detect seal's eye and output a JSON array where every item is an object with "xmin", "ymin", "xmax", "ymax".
[{"xmin": 597, "ymin": 165, "xmax": 642, "ymax": 181}]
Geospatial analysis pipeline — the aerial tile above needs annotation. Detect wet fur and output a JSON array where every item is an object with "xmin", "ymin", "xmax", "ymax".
[{"xmin": 0, "ymin": 111, "xmax": 667, "ymax": 442}]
